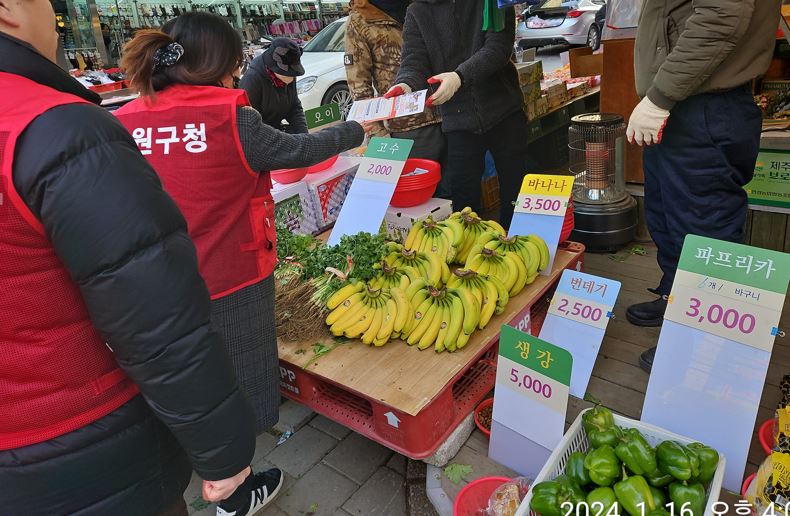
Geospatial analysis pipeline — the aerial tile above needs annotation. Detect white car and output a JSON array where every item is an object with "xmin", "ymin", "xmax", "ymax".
[
  {"xmin": 517, "ymin": 0, "xmax": 605, "ymax": 51},
  {"xmin": 296, "ymin": 18, "xmax": 353, "ymax": 118}
]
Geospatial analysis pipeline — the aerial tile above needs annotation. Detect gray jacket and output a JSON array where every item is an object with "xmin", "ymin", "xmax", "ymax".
[
  {"xmin": 635, "ymin": 0, "xmax": 782, "ymax": 109},
  {"xmin": 396, "ymin": 0, "xmax": 523, "ymax": 134}
]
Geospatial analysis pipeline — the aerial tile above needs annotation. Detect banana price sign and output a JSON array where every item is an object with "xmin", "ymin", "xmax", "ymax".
[
  {"xmin": 328, "ymin": 137, "xmax": 413, "ymax": 246},
  {"xmin": 489, "ymin": 326, "xmax": 572, "ymax": 477},
  {"xmin": 539, "ymin": 270, "xmax": 621, "ymax": 398},
  {"xmin": 509, "ymin": 174, "xmax": 574, "ymax": 276},
  {"xmin": 643, "ymin": 235, "xmax": 790, "ymax": 492}
]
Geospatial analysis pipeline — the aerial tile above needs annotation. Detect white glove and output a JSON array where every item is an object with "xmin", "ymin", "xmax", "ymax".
[
  {"xmin": 383, "ymin": 83, "xmax": 412, "ymax": 98},
  {"xmin": 626, "ymin": 97, "xmax": 671, "ymax": 146},
  {"xmin": 427, "ymin": 72, "xmax": 461, "ymax": 107}
]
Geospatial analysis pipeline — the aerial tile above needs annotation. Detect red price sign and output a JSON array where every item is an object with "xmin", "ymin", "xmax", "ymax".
[
  {"xmin": 514, "ymin": 193, "xmax": 567, "ymax": 216},
  {"xmin": 548, "ymin": 293, "xmax": 611, "ymax": 330}
]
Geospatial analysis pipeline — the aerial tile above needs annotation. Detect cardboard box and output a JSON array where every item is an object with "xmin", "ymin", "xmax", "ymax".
[
  {"xmin": 515, "ymin": 60, "xmax": 544, "ymax": 86},
  {"xmin": 544, "ymin": 81, "xmax": 568, "ymax": 108},
  {"xmin": 521, "ymin": 81, "xmax": 542, "ymax": 103},
  {"xmin": 271, "ymin": 180, "xmax": 319, "ymax": 235},
  {"xmin": 304, "ymin": 162, "xmax": 358, "ymax": 231},
  {"xmin": 384, "ymin": 198, "xmax": 453, "ymax": 243}
]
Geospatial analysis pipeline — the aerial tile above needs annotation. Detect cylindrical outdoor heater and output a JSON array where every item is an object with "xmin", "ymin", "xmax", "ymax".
[{"xmin": 568, "ymin": 113, "xmax": 637, "ymax": 252}]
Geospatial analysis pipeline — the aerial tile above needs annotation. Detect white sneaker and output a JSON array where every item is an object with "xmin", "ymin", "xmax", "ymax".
[{"xmin": 216, "ymin": 468, "xmax": 283, "ymax": 516}]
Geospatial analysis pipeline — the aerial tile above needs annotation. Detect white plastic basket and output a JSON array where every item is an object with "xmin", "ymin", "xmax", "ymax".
[{"xmin": 515, "ymin": 409, "xmax": 726, "ymax": 516}]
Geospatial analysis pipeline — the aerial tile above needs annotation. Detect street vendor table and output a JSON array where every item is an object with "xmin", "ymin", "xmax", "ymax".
[{"xmin": 277, "ymin": 242, "xmax": 585, "ymax": 459}]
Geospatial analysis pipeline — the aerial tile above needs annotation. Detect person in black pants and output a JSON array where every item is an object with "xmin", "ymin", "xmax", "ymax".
[{"xmin": 386, "ymin": 0, "xmax": 527, "ymax": 228}]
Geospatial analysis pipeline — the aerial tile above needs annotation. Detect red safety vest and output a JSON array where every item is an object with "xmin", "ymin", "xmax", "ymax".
[
  {"xmin": 0, "ymin": 73, "xmax": 139, "ymax": 451},
  {"xmin": 115, "ymin": 86, "xmax": 276, "ymax": 299}
]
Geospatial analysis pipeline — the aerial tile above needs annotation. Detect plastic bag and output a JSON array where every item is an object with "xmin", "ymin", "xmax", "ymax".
[
  {"xmin": 602, "ymin": 0, "xmax": 643, "ymax": 41},
  {"xmin": 748, "ymin": 456, "xmax": 790, "ymax": 516},
  {"xmin": 487, "ymin": 477, "xmax": 531, "ymax": 516}
]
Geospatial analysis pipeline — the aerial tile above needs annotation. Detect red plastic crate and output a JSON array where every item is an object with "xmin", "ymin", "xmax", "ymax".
[{"xmin": 278, "ymin": 242, "xmax": 585, "ymax": 459}]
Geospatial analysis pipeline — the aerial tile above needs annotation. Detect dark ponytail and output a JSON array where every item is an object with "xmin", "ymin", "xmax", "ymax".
[{"xmin": 121, "ymin": 12, "xmax": 243, "ymax": 97}]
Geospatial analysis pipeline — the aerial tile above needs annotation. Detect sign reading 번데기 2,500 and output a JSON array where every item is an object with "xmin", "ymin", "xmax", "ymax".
[{"xmin": 663, "ymin": 235, "xmax": 789, "ymax": 352}]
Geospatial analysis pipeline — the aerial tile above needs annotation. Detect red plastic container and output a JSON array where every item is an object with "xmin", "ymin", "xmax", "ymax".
[
  {"xmin": 391, "ymin": 159, "xmax": 441, "ymax": 208},
  {"xmin": 742, "ymin": 472, "xmax": 756, "ymax": 498},
  {"xmin": 271, "ymin": 167, "xmax": 308, "ymax": 184},
  {"xmin": 454, "ymin": 477, "xmax": 512, "ymax": 516},
  {"xmin": 561, "ymin": 198, "xmax": 575, "ymax": 242},
  {"xmin": 88, "ymin": 81, "xmax": 125, "ymax": 93},
  {"xmin": 307, "ymin": 155, "xmax": 339, "ymax": 174},
  {"xmin": 759, "ymin": 419, "xmax": 776, "ymax": 455},
  {"xmin": 474, "ymin": 398, "xmax": 494, "ymax": 438}
]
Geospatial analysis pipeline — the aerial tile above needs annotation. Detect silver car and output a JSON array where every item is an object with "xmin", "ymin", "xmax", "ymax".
[{"xmin": 516, "ymin": 0, "xmax": 605, "ymax": 51}]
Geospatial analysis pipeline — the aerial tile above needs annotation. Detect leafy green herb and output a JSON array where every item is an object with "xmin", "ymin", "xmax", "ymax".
[
  {"xmin": 307, "ymin": 502, "xmax": 319, "ymax": 514},
  {"xmin": 444, "ymin": 463, "xmax": 473, "ymax": 484}
]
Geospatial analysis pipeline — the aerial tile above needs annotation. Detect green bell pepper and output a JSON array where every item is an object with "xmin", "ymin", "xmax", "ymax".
[
  {"xmin": 656, "ymin": 441, "xmax": 699, "ymax": 481},
  {"xmin": 586, "ymin": 487, "xmax": 619, "ymax": 516},
  {"xmin": 646, "ymin": 471, "xmax": 674, "ymax": 488},
  {"xmin": 530, "ymin": 478, "xmax": 583, "ymax": 516},
  {"xmin": 583, "ymin": 406, "xmax": 623, "ymax": 448},
  {"xmin": 614, "ymin": 474, "xmax": 656, "ymax": 516},
  {"xmin": 565, "ymin": 451, "xmax": 591, "ymax": 488},
  {"xmin": 668, "ymin": 482, "xmax": 705, "ymax": 516},
  {"xmin": 584, "ymin": 445, "xmax": 622, "ymax": 487},
  {"xmin": 687, "ymin": 442, "xmax": 719, "ymax": 484},
  {"xmin": 650, "ymin": 486, "xmax": 666, "ymax": 508},
  {"xmin": 554, "ymin": 474, "xmax": 586, "ymax": 504},
  {"xmin": 616, "ymin": 428, "xmax": 658, "ymax": 476}
]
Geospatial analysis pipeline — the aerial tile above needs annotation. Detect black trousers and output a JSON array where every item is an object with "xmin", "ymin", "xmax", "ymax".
[
  {"xmin": 644, "ymin": 86, "xmax": 761, "ymax": 295},
  {"xmin": 445, "ymin": 110, "xmax": 529, "ymax": 228}
]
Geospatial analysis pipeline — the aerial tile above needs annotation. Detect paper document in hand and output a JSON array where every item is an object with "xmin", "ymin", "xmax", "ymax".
[{"xmin": 348, "ymin": 90, "xmax": 427, "ymax": 122}]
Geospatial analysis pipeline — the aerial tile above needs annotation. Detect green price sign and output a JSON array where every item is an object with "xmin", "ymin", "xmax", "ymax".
[
  {"xmin": 499, "ymin": 325, "xmax": 572, "ymax": 386},
  {"xmin": 305, "ymin": 103, "xmax": 341, "ymax": 130},
  {"xmin": 365, "ymin": 137, "xmax": 414, "ymax": 162},
  {"xmin": 745, "ymin": 150, "xmax": 790, "ymax": 209}
]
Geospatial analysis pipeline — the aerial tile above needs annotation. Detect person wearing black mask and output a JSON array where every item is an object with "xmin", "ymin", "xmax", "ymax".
[{"xmin": 241, "ymin": 38, "xmax": 309, "ymax": 133}]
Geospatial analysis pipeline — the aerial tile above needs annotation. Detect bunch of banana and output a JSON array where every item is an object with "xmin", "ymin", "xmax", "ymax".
[
  {"xmin": 325, "ymin": 282, "xmax": 411, "ymax": 346},
  {"xmin": 370, "ymin": 260, "xmax": 421, "ymax": 290},
  {"xmin": 381, "ymin": 243, "xmax": 447, "ymax": 286},
  {"xmin": 447, "ymin": 269, "xmax": 509, "ymax": 326},
  {"xmin": 403, "ymin": 216, "xmax": 462, "ymax": 264},
  {"xmin": 469, "ymin": 232, "xmax": 545, "ymax": 290},
  {"xmin": 402, "ymin": 284, "xmax": 479, "ymax": 352},
  {"xmin": 464, "ymin": 244, "xmax": 529, "ymax": 296},
  {"xmin": 448, "ymin": 207, "xmax": 506, "ymax": 265}
]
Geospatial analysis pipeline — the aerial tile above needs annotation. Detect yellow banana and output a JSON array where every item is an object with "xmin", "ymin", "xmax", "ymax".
[
  {"xmin": 326, "ymin": 292, "xmax": 362, "ymax": 326},
  {"xmin": 402, "ymin": 265, "xmax": 421, "ymax": 283},
  {"xmin": 444, "ymin": 294, "xmax": 465, "ymax": 352},
  {"xmin": 487, "ymin": 275, "xmax": 510, "ymax": 315},
  {"xmin": 441, "ymin": 218, "xmax": 464, "ymax": 247},
  {"xmin": 440, "ymin": 261, "xmax": 451, "ymax": 284},
  {"xmin": 466, "ymin": 253, "xmax": 485, "ymax": 272},
  {"xmin": 485, "ymin": 219, "xmax": 507, "ymax": 236},
  {"xmin": 345, "ymin": 304, "xmax": 376, "ymax": 338},
  {"xmin": 404, "ymin": 220, "xmax": 423, "ymax": 250},
  {"xmin": 376, "ymin": 298, "xmax": 398, "ymax": 343},
  {"xmin": 528, "ymin": 234, "xmax": 550, "ymax": 271},
  {"xmin": 411, "ymin": 225, "xmax": 426, "ymax": 252},
  {"xmin": 527, "ymin": 272, "xmax": 539, "ymax": 285},
  {"xmin": 522, "ymin": 241, "xmax": 541, "ymax": 277},
  {"xmin": 433, "ymin": 302, "xmax": 451, "ymax": 353},
  {"xmin": 506, "ymin": 251, "xmax": 528, "ymax": 296},
  {"xmin": 408, "ymin": 300, "xmax": 438, "ymax": 346},
  {"xmin": 390, "ymin": 287, "xmax": 410, "ymax": 333},
  {"xmin": 327, "ymin": 281, "xmax": 363, "ymax": 310},
  {"xmin": 418, "ymin": 300, "xmax": 445, "ymax": 350},
  {"xmin": 457, "ymin": 331, "xmax": 472, "ymax": 349},
  {"xmin": 362, "ymin": 305, "xmax": 384, "ymax": 345},
  {"xmin": 399, "ymin": 274, "xmax": 410, "ymax": 290},
  {"xmin": 498, "ymin": 254, "xmax": 517, "ymax": 292},
  {"xmin": 373, "ymin": 335, "xmax": 389, "ymax": 347},
  {"xmin": 330, "ymin": 297, "xmax": 367, "ymax": 334},
  {"xmin": 477, "ymin": 259, "xmax": 491, "ymax": 276},
  {"xmin": 467, "ymin": 279, "xmax": 484, "ymax": 308},
  {"xmin": 438, "ymin": 224, "xmax": 458, "ymax": 252},
  {"xmin": 424, "ymin": 252, "xmax": 443, "ymax": 286},
  {"xmin": 406, "ymin": 278, "xmax": 428, "ymax": 300},
  {"xmin": 479, "ymin": 280, "xmax": 498, "ymax": 330},
  {"xmin": 450, "ymin": 287, "xmax": 480, "ymax": 335}
]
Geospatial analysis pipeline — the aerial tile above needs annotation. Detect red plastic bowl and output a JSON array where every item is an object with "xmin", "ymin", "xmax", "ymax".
[
  {"xmin": 391, "ymin": 159, "xmax": 441, "ymax": 208},
  {"xmin": 759, "ymin": 419, "xmax": 776, "ymax": 455},
  {"xmin": 454, "ymin": 477, "xmax": 512, "ymax": 516},
  {"xmin": 390, "ymin": 184, "xmax": 438, "ymax": 208},
  {"xmin": 474, "ymin": 398, "xmax": 494, "ymax": 439},
  {"xmin": 561, "ymin": 197, "xmax": 575, "ymax": 242},
  {"xmin": 742, "ymin": 472, "xmax": 756, "ymax": 498},
  {"xmin": 307, "ymin": 155, "xmax": 338, "ymax": 174},
  {"xmin": 271, "ymin": 167, "xmax": 308, "ymax": 184}
]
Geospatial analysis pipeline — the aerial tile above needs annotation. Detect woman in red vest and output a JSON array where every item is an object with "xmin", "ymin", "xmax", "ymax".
[{"xmin": 115, "ymin": 13, "xmax": 368, "ymax": 515}]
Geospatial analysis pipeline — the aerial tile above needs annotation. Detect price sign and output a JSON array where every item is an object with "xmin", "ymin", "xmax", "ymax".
[
  {"xmin": 540, "ymin": 270, "xmax": 620, "ymax": 398},
  {"xmin": 509, "ymin": 174, "xmax": 574, "ymax": 276},
  {"xmin": 643, "ymin": 235, "xmax": 790, "ymax": 492},
  {"xmin": 328, "ymin": 137, "xmax": 414, "ymax": 246},
  {"xmin": 489, "ymin": 326, "xmax": 572, "ymax": 475},
  {"xmin": 305, "ymin": 103, "xmax": 341, "ymax": 130}
]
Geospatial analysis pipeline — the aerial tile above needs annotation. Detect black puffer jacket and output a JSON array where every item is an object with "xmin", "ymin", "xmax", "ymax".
[
  {"xmin": 396, "ymin": 0, "xmax": 523, "ymax": 134},
  {"xmin": 0, "ymin": 33, "xmax": 256, "ymax": 515},
  {"xmin": 241, "ymin": 53, "xmax": 308, "ymax": 133}
]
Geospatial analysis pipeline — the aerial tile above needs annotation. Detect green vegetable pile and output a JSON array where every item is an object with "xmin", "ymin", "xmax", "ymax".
[{"xmin": 530, "ymin": 406, "xmax": 719, "ymax": 516}]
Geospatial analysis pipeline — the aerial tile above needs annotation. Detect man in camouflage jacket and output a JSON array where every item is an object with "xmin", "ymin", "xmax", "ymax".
[{"xmin": 344, "ymin": 0, "xmax": 448, "ymax": 195}]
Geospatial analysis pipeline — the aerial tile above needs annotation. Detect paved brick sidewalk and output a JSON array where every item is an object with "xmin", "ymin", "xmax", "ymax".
[{"xmin": 185, "ymin": 401, "xmax": 438, "ymax": 516}]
